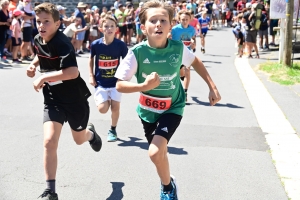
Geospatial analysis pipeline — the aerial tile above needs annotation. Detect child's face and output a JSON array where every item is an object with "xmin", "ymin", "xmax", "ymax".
[
  {"xmin": 141, "ymin": 8, "xmax": 171, "ymax": 42},
  {"xmin": 102, "ymin": 19, "xmax": 117, "ymax": 36},
  {"xmin": 36, "ymin": 12, "xmax": 60, "ymax": 42},
  {"xmin": 179, "ymin": 14, "xmax": 191, "ymax": 28}
]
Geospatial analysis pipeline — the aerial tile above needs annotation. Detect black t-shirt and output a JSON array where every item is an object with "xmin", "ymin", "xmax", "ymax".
[
  {"xmin": 34, "ymin": 31, "xmax": 91, "ymax": 105},
  {"xmin": 0, "ymin": 10, "xmax": 9, "ymax": 36},
  {"xmin": 233, "ymin": 1, "xmax": 238, "ymax": 10},
  {"xmin": 243, "ymin": 11, "xmax": 252, "ymax": 29}
]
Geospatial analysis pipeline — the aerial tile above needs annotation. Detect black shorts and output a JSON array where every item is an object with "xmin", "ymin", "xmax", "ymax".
[
  {"xmin": 127, "ymin": 24, "xmax": 133, "ymax": 29},
  {"xmin": 83, "ymin": 29, "xmax": 90, "ymax": 43},
  {"xmin": 141, "ymin": 113, "xmax": 182, "ymax": 144},
  {"xmin": 22, "ymin": 27, "xmax": 32, "ymax": 42},
  {"xmin": 43, "ymin": 101, "xmax": 90, "ymax": 132},
  {"xmin": 12, "ymin": 37, "xmax": 21, "ymax": 46},
  {"xmin": 119, "ymin": 25, "xmax": 127, "ymax": 37}
]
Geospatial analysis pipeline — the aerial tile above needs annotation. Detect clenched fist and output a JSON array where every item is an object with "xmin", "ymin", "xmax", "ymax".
[
  {"xmin": 142, "ymin": 72, "xmax": 160, "ymax": 91},
  {"xmin": 27, "ymin": 65, "xmax": 36, "ymax": 78}
]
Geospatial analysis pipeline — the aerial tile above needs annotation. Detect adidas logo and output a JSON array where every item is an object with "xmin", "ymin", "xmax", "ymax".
[
  {"xmin": 77, "ymin": 126, "xmax": 82, "ymax": 130},
  {"xmin": 143, "ymin": 58, "xmax": 150, "ymax": 64},
  {"xmin": 161, "ymin": 127, "xmax": 168, "ymax": 133}
]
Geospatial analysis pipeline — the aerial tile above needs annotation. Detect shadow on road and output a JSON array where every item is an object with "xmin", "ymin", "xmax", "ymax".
[
  {"xmin": 117, "ymin": 137, "xmax": 188, "ymax": 155},
  {"xmin": 188, "ymin": 96, "xmax": 244, "ymax": 108},
  {"xmin": 202, "ymin": 60, "xmax": 222, "ymax": 64},
  {"xmin": 203, "ymin": 54, "xmax": 231, "ymax": 57},
  {"xmin": 106, "ymin": 182, "xmax": 125, "ymax": 200}
]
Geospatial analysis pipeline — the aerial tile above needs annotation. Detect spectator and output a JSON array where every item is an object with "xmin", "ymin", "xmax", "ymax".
[
  {"xmin": 187, "ymin": 0, "xmax": 197, "ymax": 13},
  {"xmin": 11, "ymin": 9, "xmax": 22, "ymax": 63},
  {"xmin": 0, "ymin": 0, "xmax": 11, "ymax": 64},
  {"xmin": 74, "ymin": 2, "xmax": 88, "ymax": 55},
  {"xmin": 17, "ymin": 0, "xmax": 34, "ymax": 61},
  {"xmin": 115, "ymin": 4, "xmax": 127, "ymax": 44},
  {"xmin": 83, "ymin": 8, "xmax": 91, "ymax": 52},
  {"xmin": 114, "ymin": 0, "xmax": 120, "ymax": 10}
]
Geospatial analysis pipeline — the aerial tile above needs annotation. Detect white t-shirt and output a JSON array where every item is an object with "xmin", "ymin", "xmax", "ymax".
[
  {"xmin": 115, "ymin": 45, "xmax": 195, "ymax": 81},
  {"xmin": 63, "ymin": 23, "xmax": 79, "ymax": 38}
]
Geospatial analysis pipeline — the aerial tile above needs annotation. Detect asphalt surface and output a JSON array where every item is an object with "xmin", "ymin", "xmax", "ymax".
[{"xmin": 0, "ymin": 28, "xmax": 288, "ymax": 200}]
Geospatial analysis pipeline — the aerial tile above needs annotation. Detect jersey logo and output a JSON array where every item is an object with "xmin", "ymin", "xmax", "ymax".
[
  {"xmin": 77, "ymin": 126, "xmax": 82, "ymax": 130},
  {"xmin": 161, "ymin": 127, "xmax": 168, "ymax": 133},
  {"xmin": 143, "ymin": 58, "xmax": 150, "ymax": 64}
]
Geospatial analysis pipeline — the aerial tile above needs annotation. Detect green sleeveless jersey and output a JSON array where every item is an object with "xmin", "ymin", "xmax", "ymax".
[{"xmin": 132, "ymin": 39, "xmax": 186, "ymax": 123}]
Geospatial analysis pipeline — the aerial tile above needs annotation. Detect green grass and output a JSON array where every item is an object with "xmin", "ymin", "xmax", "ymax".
[{"xmin": 259, "ymin": 62, "xmax": 300, "ymax": 85}]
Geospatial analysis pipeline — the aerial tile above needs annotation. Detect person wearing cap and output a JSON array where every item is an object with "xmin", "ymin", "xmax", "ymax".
[
  {"xmin": 114, "ymin": 0, "xmax": 121, "ymax": 10},
  {"xmin": 74, "ymin": 2, "xmax": 88, "ymax": 55},
  {"xmin": 115, "ymin": 3, "xmax": 128, "ymax": 44},
  {"xmin": 10, "ymin": 9, "xmax": 23, "ymax": 63},
  {"xmin": 57, "ymin": 5, "xmax": 69, "ymax": 31}
]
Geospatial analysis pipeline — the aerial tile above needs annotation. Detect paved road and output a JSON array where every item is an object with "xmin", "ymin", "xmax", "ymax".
[{"xmin": 0, "ymin": 29, "xmax": 288, "ymax": 200}]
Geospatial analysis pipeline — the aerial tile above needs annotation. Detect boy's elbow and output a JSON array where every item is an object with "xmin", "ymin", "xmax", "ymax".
[{"xmin": 116, "ymin": 80, "xmax": 122, "ymax": 92}]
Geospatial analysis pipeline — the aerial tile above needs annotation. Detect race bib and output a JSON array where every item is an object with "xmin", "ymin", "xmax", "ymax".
[
  {"xmin": 98, "ymin": 59, "xmax": 119, "ymax": 69},
  {"xmin": 139, "ymin": 93, "xmax": 171, "ymax": 114},
  {"xmin": 42, "ymin": 71, "xmax": 63, "ymax": 86},
  {"xmin": 182, "ymin": 40, "xmax": 191, "ymax": 47}
]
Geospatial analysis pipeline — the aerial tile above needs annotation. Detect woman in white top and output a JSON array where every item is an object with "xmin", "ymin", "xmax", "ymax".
[{"xmin": 212, "ymin": 0, "xmax": 220, "ymax": 26}]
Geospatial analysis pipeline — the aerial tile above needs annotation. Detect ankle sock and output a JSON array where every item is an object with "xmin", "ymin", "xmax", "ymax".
[
  {"xmin": 89, "ymin": 130, "xmax": 95, "ymax": 142},
  {"xmin": 111, "ymin": 126, "xmax": 116, "ymax": 131},
  {"xmin": 184, "ymin": 89, "xmax": 187, "ymax": 93},
  {"xmin": 163, "ymin": 180, "xmax": 173, "ymax": 192},
  {"xmin": 46, "ymin": 179, "xmax": 56, "ymax": 193}
]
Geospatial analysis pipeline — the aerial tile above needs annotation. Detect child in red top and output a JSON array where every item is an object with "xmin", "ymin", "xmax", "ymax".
[{"xmin": 11, "ymin": 9, "xmax": 23, "ymax": 63}]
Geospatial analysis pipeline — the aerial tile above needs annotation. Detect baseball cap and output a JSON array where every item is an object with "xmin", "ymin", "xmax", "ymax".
[
  {"xmin": 246, "ymin": 2, "xmax": 252, "ymax": 8},
  {"xmin": 57, "ymin": 5, "xmax": 66, "ymax": 11},
  {"xmin": 13, "ymin": 9, "xmax": 23, "ymax": 16},
  {"xmin": 91, "ymin": 5, "xmax": 99, "ymax": 10},
  {"xmin": 139, "ymin": 2, "xmax": 144, "ymax": 7}
]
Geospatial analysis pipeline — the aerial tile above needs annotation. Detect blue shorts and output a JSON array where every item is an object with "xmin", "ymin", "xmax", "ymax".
[
  {"xmin": 76, "ymin": 31, "xmax": 85, "ymax": 41},
  {"xmin": 201, "ymin": 29, "xmax": 208, "ymax": 37}
]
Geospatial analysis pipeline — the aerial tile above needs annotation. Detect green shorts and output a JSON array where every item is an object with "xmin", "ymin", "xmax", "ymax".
[{"xmin": 136, "ymin": 29, "xmax": 142, "ymax": 35}]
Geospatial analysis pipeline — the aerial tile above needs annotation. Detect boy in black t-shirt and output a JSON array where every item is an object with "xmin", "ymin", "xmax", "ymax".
[{"xmin": 26, "ymin": 3, "xmax": 102, "ymax": 200}]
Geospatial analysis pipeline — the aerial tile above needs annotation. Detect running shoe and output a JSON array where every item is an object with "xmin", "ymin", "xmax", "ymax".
[
  {"xmin": 1, "ymin": 57, "xmax": 9, "ymax": 64},
  {"xmin": 269, "ymin": 42, "xmax": 275, "ymax": 46},
  {"xmin": 21, "ymin": 56, "xmax": 33, "ymax": 61},
  {"xmin": 107, "ymin": 129, "xmax": 117, "ymax": 142},
  {"xmin": 160, "ymin": 175, "xmax": 178, "ymax": 200},
  {"xmin": 78, "ymin": 50, "xmax": 84, "ymax": 54},
  {"xmin": 75, "ymin": 53, "xmax": 81, "ymax": 57},
  {"xmin": 12, "ymin": 59, "xmax": 22, "ymax": 64},
  {"xmin": 4, "ymin": 50, "xmax": 12, "ymax": 57},
  {"xmin": 38, "ymin": 189, "xmax": 58, "ymax": 200},
  {"xmin": 88, "ymin": 123, "xmax": 102, "ymax": 152}
]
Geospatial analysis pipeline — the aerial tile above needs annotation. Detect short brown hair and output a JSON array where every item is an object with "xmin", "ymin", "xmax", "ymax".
[
  {"xmin": 139, "ymin": 0, "xmax": 174, "ymax": 25},
  {"xmin": 34, "ymin": 3, "xmax": 60, "ymax": 22},
  {"xmin": 177, "ymin": 9, "xmax": 191, "ymax": 20},
  {"xmin": 100, "ymin": 15, "xmax": 118, "ymax": 27}
]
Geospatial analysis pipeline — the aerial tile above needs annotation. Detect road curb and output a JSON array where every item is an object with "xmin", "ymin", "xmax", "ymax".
[{"xmin": 235, "ymin": 57, "xmax": 300, "ymax": 200}]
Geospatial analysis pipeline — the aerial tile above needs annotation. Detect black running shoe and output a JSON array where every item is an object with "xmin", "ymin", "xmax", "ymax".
[
  {"xmin": 88, "ymin": 123, "xmax": 102, "ymax": 152},
  {"xmin": 38, "ymin": 189, "xmax": 58, "ymax": 200}
]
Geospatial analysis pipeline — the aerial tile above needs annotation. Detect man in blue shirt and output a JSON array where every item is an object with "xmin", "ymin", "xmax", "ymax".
[{"xmin": 74, "ymin": 2, "xmax": 88, "ymax": 55}]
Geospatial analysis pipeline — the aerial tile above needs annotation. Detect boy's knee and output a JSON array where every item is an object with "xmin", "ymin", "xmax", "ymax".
[
  {"xmin": 44, "ymin": 138, "xmax": 58, "ymax": 150},
  {"xmin": 73, "ymin": 137, "xmax": 85, "ymax": 145},
  {"xmin": 148, "ymin": 147, "xmax": 166, "ymax": 164}
]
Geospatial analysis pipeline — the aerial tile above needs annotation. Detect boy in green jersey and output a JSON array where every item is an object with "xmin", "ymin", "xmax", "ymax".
[{"xmin": 115, "ymin": 1, "xmax": 221, "ymax": 199}]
